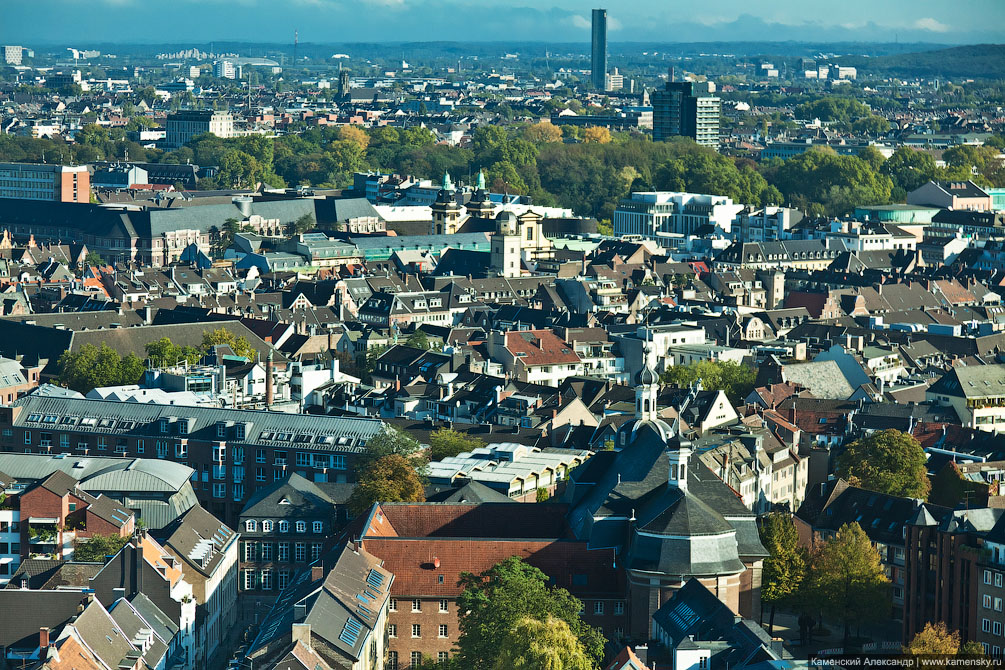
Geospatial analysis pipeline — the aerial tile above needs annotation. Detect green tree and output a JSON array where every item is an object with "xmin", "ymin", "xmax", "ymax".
[
  {"xmin": 835, "ymin": 429, "xmax": 931, "ymax": 499},
  {"xmin": 74, "ymin": 533, "xmax": 129, "ymax": 562},
  {"xmin": 759, "ymin": 513, "xmax": 807, "ymax": 634},
  {"xmin": 904, "ymin": 621, "xmax": 959, "ymax": 655},
  {"xmin": 288, "ymin": 213, "xmax": 315, "ymax": 236},
  {"xmin": 201, "ymin": 328, "xmax": 257, "ymax": 361},
  {"xmin": 455, "ymin": 557, "xmax": 605, "ymax": 670},
  {"xmin": 493, "ymin": 616, "xmax": 594, "ymax": 670},
  {"xmin": 882, "ymin": 147, "xmax": 937, "ymax": 193},
  {"xmin": 346, "ymin": 454, "xmax": 426, "ymax": 515},
  {"xmin": 959, "ymin": 641, "xmax": 986, "ymax": 656},
  {"xmin": 806, "ymin": 522, "xmax": 891, "ymax": 643},
  {"xmin": 430, "ymin": 427, "xmax": 485, "ymax": 461},
  {"xmin": 145, "ymin": 337, "xmax": 203, "ymax": 367},
  {"xmin": 57, "ymin": 344, "xmax": 144, "ymax": 393},
  {"xmin": 358, "ymin": 424, "xmax": 425, "ymax": 472},
  {"xmin": 84, "ymin": 251, "xmax": 104, "ymax": 266},
  {"xmin": 659, "ymin": 360, "xmax": 756, "ymax": 405},
  {"xmin": 404, "ymin": 330, "xmax": 430, "ymax": 350}
]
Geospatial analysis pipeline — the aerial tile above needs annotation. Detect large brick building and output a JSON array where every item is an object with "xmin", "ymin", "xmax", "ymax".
[
  {"xmin": 0, "ymin": 396, "xmax": 384, "ymax": 526},
  {"xmin": 355, "ymin": 502, "xmax": 622, "ymax": 669}
]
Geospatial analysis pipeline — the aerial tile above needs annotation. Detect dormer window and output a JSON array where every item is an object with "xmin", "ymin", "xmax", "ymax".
[{"xmin": 245, "ymin": 520, "xmax": 257, "ymax": 532}]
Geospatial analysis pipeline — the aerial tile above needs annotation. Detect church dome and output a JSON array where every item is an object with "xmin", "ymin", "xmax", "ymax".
[{"xmin": 637, "ymin": 365, "xmax": 659, "ymax": 386}]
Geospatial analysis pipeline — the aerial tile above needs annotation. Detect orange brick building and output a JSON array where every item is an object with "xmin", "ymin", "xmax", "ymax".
[{"xmin": 0, "ymin": 163, "xmax": 90, "ymax": 203}]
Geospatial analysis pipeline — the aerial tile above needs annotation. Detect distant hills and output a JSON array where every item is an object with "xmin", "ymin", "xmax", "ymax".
[{"xmin": 834, "ymin": 44, "xmax": 1005, "ymax": 79}]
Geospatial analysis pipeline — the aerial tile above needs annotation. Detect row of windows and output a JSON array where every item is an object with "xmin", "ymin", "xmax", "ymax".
[
  {"xmin": 388, "ymin": 624, "xmax": 449, "ymax": 639},
  {"xmin": 390, "ymin": 598, "xmax": 449, "ymax": 613},
  {"xmin": 983, "ymin": 595, "xmax": 1004, "ymax": 612},
  {"xmin": 245, "ymin": 519, "xmax": 323, "ymax": 534},
  {"xmin": 243, "ymin": 569, "xmax": 294, "ymax": 591},
  {"xmin": 243, "ymin": 541, "xmax": 321, "ymax": 563},
  {"xmin": 984, "ymin": 570, "xmax": 1004, "ymax": 588},
  {"xmin": 982, "ymin": 618, "xmax": 1004, "ymax": 636},
  {"xmin": 386, "ymin": 651, "xmax": 449, "ymax": 669}
]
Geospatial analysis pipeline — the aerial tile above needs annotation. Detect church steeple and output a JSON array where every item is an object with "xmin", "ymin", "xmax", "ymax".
[
  {"xmin": 431, "ymin": 172, "xmax": 463, "ymax": 235},
  {"xmin": 635, "ymin": 342, "xmax": 660, "ymax": 422}
]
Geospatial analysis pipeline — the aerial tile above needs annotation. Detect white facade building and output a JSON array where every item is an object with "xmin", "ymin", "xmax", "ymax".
[{"xmin": 613, "ymin": 192, "xmax": 744, "ymax": 247}]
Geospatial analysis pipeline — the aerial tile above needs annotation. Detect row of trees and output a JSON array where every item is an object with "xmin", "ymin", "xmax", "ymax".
[
  {"xmin": 659, "ymin": 359, "xmax": 757, "ymax": 405},
  {"xmin": 760, "ymin": 515, "xmax": 889, "ymax": 643},
  {"xmin": 57, "ymin": 328, "xmax": 259, "ymax": 392}
]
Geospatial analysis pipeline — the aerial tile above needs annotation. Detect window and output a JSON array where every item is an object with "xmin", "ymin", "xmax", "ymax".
[
  {"xmin": 244, "ymin": 570, "xmax": 257, "ymax": 590},
  {"xmin": 156, "ymin": 442, "xmax": 167, "ymax": 459},
  {"xmin": 997, "ymin": 573, "xmax": 1003, "ymax": 588},
  {"xmin": 39, "ymin": 432, "xmax": 51, "ymax": 447},
  {"xmin": 278, "ymin": 543, "xmax": 289, "ymax": 562},
  {"xmin": 296, "ymin": 452, "xmax": 310, "ymax": 467},
  {"xmin": 312, "ymin": 521, "xmax": 323, "ymax": 534},
  {"xmin": 294, "ymin": 543, "xmax": 306, "ymax": 562},
  {"xmin": 279, "ymin": 521, "xmax": 289, "ymax": 533},
  {"xmin": 256, "ymin": 468, "xmax": 265, "ymax": 482},
  {"xmin": 332, "ymin": 455, "xmax": 346, "ymax": 470},
  {"xmin": 439, "ymin": 599, "xmax": 448, "ymax": 613},
  {"xmin": 594, "ymin": 602, "xmax": 604, "ymax": 615},
  {"xmin": 296, "ymin": 520, "xmax": 306, "ymax": 533},
  {"xmin": 412, "ymin": 599, "xmax": 421, "ymax": 613},
  {"xmin": 412, "ymin": 624, "xmax": 421, "ymax": 638},
  {"xmin": 213, "ymin": 483, "xmax": 225, "ymax": 498},
  {"xmin": 388, "ymin": 624, "xmax": 397, "ymax": 638},
  {"xmin": 438, "ymin": 652, "xmax": 449, "ymax": 663},
  {"xmin": 699, "ymin": 657, "xmax": 709, "ymax": 669},
  {"xmin": 311, "ymin": 543, "xmax": 321, "ymax": 561},
  {"xmin": 984, "ymin": 618, "xmax": 992, "ymax": 633},
  {"xmin": 261, "ymin": 570, "xmax": 273, "ymax": 591},
  {"xmin": 997, "ymin": 598, "xmax": 1003, "ymax": 612},
  {"xmin": 23, "ymin": 431, "xmax": 30, "ymax": 445},
  {"xmin": 614, "ymin": 602, "xmax": 624, "ymax": 616},
  {"xmin": 996, "ymin": 622, "xmax": 1003, "ymax": 637},
  {"xmin": 175, "ymin": 442, "xmax": 187, "ymax": 458},
  {"xmin": 278, "ymin": 570, "xmax": 289, "ymax": 590},
  {"xmin": 256, "ymin": 449, "xmax": 266, "ymax": 463},
  {"xmin": 986, "ymin": 595, "xmax": 993, "ymax": 609},
  {"xmin": 389, "ymin": 598, "xmax": 397, "ymax": 612},
  {"xmin": 136, "ymin": 439, "xmax": 143, "ymax": 454},
  {"xmin": 438, "ymin": 624, "xmax": 447, "ymax": 638},
  {"xmin": 217, "ymin": 423, "xmax": 226, "ymax": 439},
  {"xmin": 261, "ymin": 543, "xmax": 273, "ymax": 561},
  {"xmin": 387, "ymin": 651, "xmax": 398, "ymax": 670},
  {"xmin": 411, "ymin": 652, "xmax": 422, "ymax": 667},
  {"xmin": 262, "ymin": 520, "xmax": 273, "ymax": 532}
]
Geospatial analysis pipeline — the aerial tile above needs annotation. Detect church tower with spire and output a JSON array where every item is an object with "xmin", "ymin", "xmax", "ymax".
[
  {"xmin": 431, "ymin": 172, "xmax": 463, "ymax": 235},
  {"xmin": 635, "ymin": 342, "xmax": 660, "ymax": 423},
  {"xmin": 465, "ymin": 170, "xmax": 496, "ymax": 220}
]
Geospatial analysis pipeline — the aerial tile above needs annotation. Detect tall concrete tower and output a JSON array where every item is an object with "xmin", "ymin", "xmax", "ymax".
[{"xmin": 591, "ymin": 9, "xmax": 607, "ymax": 90}]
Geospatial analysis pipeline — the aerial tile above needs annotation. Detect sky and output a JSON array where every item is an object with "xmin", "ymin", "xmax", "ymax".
[{"xmin": 3, "ymin": 0, "xmax": 1004, "ymax": 46}]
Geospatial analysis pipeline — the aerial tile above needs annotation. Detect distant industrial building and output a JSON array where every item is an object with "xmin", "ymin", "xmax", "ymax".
[
  {"xmin": 0, "ymin": 162, "xmax": 90, "ymax": 203},
  {"xmin": 591, "ymin": 8, "xmax": 607, "ymax": 90},
  {"xmin": 652, "ymin": 77, "xmax": 721, "ymax": 149},
  {"xmin": 3, "ymin": 45, "xmax": 24, "ymax": 66}
]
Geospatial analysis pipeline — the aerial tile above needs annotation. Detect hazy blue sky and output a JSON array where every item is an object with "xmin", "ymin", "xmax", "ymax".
[{"xmin": 3, "ymin": 0, "xmax": 1004, "ymax": 45}]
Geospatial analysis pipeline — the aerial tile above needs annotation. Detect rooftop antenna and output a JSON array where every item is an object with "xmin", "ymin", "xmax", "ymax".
[{"xmin": 293, "ymin": 29, "xmax": 298, "ymax": 66}]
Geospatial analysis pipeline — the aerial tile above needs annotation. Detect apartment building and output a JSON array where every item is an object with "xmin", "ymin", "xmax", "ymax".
[
  {"xmin": 0, "ymin": 162, "xmax": 90, "ymax": 203},
  {"xmin": 927, "ymin": 364, "xmax": 1005, "ymax": 432},
  {"xmin": 0, "ymin": 397, "xmax": 384, "ymax": 525},
  {"xmin": 238, "ymin": 473, "xmax": 346, "ymax": 615},
  {"xmin": 165, "ymin": 111, "xmax": 235, "ymax": 148}
]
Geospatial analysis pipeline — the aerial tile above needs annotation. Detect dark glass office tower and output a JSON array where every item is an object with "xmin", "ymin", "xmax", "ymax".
[{"xmin": 591, "ymin": 9, "xmax": 607, "ymax": 90}]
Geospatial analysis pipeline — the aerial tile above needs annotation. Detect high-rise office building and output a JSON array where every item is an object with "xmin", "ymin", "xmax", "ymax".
[
  {"xmin": 652, "ymin": 76, "xmax": 721, "ymax": 149},
  {"xmin": 591, "ymin": 9, "xmax": 607, "ymax": 90}
]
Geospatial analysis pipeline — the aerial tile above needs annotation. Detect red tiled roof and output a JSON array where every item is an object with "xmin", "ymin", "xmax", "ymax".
[
  {"xmin": 605, "ymin": 645, "xmax": 647, "ymax": 670},
  {"xmin": 505, "ymin": 330, "xmax": 581, "ymax": 366},
  {"xmin": 370, "ymin": 503, "xmax": 574, "ymax": 539},
  {"xmin": 361, "ymin": 536, "xmax": 621, "ymax": 598},
  {"xmin": 911, "ymin": 421, "xmax": 976, "ymax": 449}
]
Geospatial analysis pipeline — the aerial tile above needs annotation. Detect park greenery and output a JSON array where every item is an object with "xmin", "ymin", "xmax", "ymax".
[
  {"xmin": 835, "ymin": 429, "xmax": 931, "ymax": 500},
  {"xmin": 453, "ymin": 557, "xmax": 605, "ymax": 670},
  {"xmin": 58, "ymin": 328, "xmax": 259, "ymax": 392},
  {"xmin": 74, "ymin": 533, "xmax": 130, "ymax": 562},
  {"xmin": 346, "ymin": 454, "xmax": 426, "ymax": 515},
  {"xmin": 804, "ymin": 522, "xmax": 891, "ymax": 644},
  {"xmin": 429, "ymin": 427, "xmax": 486, "ymax": 461},
  {"xmin": 3, "ymin": 120, "xmax": 1002, "ymax": 220},
  {"xmin": 659, "ymin": 359, "xmax": 756, "ymax": 405}
]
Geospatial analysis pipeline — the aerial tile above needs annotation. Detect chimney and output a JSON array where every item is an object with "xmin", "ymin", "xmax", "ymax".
[
  {"xmin": 312, "ymin": 565, "xmax": 324, "ymax": 581},
  {"xmin": 265, "ymin": 350, "xmax": 275, "ymax": 408},
  {"xmin": 292, "ymin": 622, "xmax": 311, "ymax": 649},
  {"xmin": 39, "ymin": 627, "xmax": 50, "ymax": 650},
  {"xmin": 113, "ymin": 587, "xmax": 126, "ymax": 601}
]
